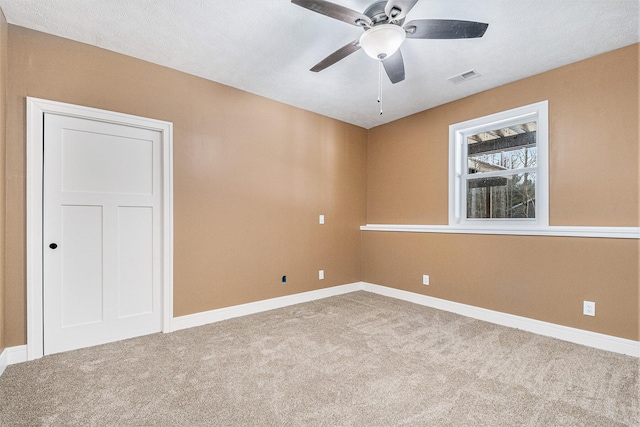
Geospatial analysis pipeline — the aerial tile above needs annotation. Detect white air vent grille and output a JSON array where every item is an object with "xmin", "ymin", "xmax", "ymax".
[{"xmin": 448, "ymin": 69, "xmax": 481, "ymax": 84}]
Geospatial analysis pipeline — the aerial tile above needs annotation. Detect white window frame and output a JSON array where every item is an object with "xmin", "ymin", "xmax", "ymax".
[{"xmin": 449, "ymin": 101, "xmax": 549, "ymax": 229}]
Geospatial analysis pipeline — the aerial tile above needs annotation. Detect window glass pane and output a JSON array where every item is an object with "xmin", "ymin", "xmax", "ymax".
[
  {"xmin": 466, "ymin": 172, "xmax": 536, "ymax": 219},
  {"xmin": 467, "ymin": 122, "xmax": 536, "ymax": 174}
]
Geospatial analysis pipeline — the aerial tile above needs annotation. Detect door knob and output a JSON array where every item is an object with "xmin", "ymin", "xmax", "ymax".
[{"xmin": 49, "ymin": 243, "xmax": 58, "ymax": 249}]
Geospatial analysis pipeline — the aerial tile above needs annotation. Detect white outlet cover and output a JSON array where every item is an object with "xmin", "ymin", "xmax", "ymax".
[
  {"xmin": 319, "ymin": 215, "xmax": 324, "ymax": 225},
  {"xmin": 583, "ymin": 301, "xmax": 595, "ymax": 316},
  {"xmin": 319, "ymin": 270, "xmax": 324, "ymax": 280},
  {"xmin": 422, "ymin": 274, "xmax": 429, "ymax": 285}
]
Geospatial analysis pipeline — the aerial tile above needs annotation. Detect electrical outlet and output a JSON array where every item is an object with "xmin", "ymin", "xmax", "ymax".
[
  {"xmin": 319, "ymin": 270, "xmax": 324, "ymax": 280},
  {"xmin": 583, "ymin": 301, "xmax": 595, "ymax": 317},
  {"xmin": 282, "ymin": 275, "xmax": 287, "ymax": 284},
  {"xmin": 319, "ymin": 215, "xmax": 325, "ymax": 224},
  {"xmin": 422, "ymin": 274, "xmax": 430, "ymax": 285}
]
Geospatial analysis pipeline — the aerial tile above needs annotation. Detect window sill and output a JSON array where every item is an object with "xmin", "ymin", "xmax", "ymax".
[{"xmin": 360, "ymin": 224, "xmax": 640, "ymax": 239}]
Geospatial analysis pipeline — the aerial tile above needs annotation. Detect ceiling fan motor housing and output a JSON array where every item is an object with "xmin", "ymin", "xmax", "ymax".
[{"xmin": 363, "ymin": 1, "xmax": 405, "ymax": 25}]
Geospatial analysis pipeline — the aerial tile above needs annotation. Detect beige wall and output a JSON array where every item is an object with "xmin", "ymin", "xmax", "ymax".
[
  {"xmin": 364, "ymin": 45, "xmax": 639, "ymax": 340},
  {"xmin": 0, "ymin": 8, "xmax": 7, "ymax": 354},
  {"xmin": 2, "ymin": 24, "xmax": 638, "ymax": 348},
  {"xmin": 4, "ymin": 26, "xmax": 367, "ymax": 347}
]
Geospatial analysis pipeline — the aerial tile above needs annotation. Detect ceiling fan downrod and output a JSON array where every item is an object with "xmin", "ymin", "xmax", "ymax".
[{"xmin": 378, "ymin": 59, "xmax": 383, "ymax": 115}]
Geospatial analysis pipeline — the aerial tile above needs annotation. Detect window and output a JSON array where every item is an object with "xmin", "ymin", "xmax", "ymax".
[{"xmin": 449, "ymin": 101, "xmax": 548, "ymax": 228}]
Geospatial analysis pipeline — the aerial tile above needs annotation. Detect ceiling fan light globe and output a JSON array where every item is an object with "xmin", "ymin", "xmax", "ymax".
[{"xmin": 359, "ymin": 24, "xmax": 406, "ymax": 60}]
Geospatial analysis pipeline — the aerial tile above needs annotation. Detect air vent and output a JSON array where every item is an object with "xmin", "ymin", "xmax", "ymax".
[{"xmin": 448, "ymin": 69, "xmax": 481, "ymax": 84}]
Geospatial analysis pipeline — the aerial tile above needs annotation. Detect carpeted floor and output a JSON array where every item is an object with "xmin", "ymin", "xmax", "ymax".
[{"xmin": 1, "ymin": 291, "xmax": 638, "ymax": 426}]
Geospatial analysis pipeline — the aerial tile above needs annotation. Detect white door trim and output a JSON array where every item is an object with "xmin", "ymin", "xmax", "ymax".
[{"xmin": 26, "ymin": 97, "xmax": 174, "ymax": 360}]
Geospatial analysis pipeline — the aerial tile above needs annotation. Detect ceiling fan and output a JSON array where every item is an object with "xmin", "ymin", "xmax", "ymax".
[{"xmin": 292, "ymin": 0, "xmax": 489, "ymax": 84}]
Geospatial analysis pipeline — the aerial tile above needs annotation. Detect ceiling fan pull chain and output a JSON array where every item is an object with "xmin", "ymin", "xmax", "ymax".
[{"xmin": 378, "ymin": 59, "xmax": 383, "ymax": 115}]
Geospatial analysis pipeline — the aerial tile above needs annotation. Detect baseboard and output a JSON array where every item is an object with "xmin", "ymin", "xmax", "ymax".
[
  {"xmin": 8, "ymin": 281, "xmax": 633, "ymax": 371},
  {"xmin": 0, "ymin": 344, "xmax": 28, "ymax": 377},
  {"xmin": 172, "ymin": 282, "xmax": 362, "ymax": 331},
  {"xmin": 0, "ymin": 348, "xmax": 7, "ymax": 377},
  {"xmin": 173, "ymin": 281, "xmax": 638, "ymax": 357},
  {"xmin": 361, "ymin": 283, "xmax": 640, "ymax": 358},
  {"xmin": 7, "ymin": 345, "xmax": 28, "ymax": 365}
]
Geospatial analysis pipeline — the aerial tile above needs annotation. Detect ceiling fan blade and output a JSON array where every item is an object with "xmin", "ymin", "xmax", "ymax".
[
  {"xmin": 383, "ymin": 49, "xmax": 405, "ymax": 84},
  {"xmin": 384, "ymin": 0, "xmax": 419, "ymax": 21},
  {"xmin": 292, "ymin": 0, "xmax": 371, "ymax": 27},
  {"xmin": 310, "ymin": 40, "xmax": 361, "ymax": 72},
  {"xmin": 404, "ymin": 19, "xmax": 489, "ymax": 39}
]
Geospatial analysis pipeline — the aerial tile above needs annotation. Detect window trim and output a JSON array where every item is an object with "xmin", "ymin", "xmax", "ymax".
[{"xmin": 449, "ymin": 101, "xmax": 549, "ymax": 228}]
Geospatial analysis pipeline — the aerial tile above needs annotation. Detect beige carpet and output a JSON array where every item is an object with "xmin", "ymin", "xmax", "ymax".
[{"xmin": 1, "ymin": 291, "xmax": 638, "ymax": 426}]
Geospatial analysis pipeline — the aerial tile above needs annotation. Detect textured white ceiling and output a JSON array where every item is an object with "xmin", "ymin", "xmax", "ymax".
[{"xmin": 0, "ymin": 0, "xmax": 638, "ymax": 128}]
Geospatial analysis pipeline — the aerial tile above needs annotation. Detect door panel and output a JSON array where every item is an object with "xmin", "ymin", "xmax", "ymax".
[
  {"xmin": 117, "ymin": 206, "xmax": 154, "ymax": 319},
  {"xmin": 62, "ymin": 129, "xmax": 154, "ymax": 195},
  {"xmin": 43, "ymin": 113, "xmax": 163, "ymax": 355},
  {"xmin": 61, "ymin": 205, "xmax": 104, "ymax": 327}
]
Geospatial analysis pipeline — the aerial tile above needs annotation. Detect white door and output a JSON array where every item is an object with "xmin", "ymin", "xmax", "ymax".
[{"xmin": 43, "ymin": 113, "xmax": 163, "ymax": 355}]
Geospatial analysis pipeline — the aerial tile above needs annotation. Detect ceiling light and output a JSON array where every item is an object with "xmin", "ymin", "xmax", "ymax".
[{"xmin": 359, "ymin": 24, "xmax": 406, "ymax": 60}]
